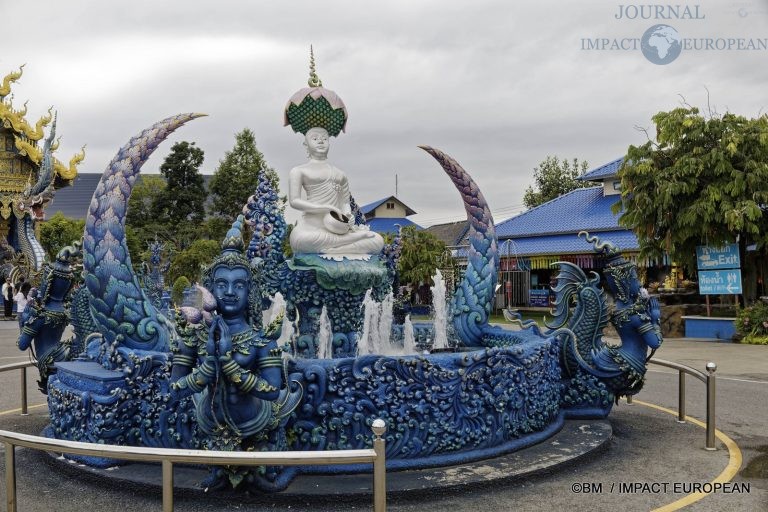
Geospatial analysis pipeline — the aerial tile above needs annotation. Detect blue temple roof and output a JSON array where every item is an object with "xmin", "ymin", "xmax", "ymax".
[
  {"xmin": 360, "ymin": 196, "xmax": 417, "ymax": 216},
  {"xmin": 577, "ymin": 157, "xmax": 624, "ymax": 182},
  {"xmin": 495, "ymin": 187, "xmax": 623, "ymax": 238},
  {"xmin": 366, "ymin": 217, "xmax": 421, "ymax": 234},
  {"xmin": 49, "ymin": 173, "xmax": 102, "ymax": 219},
  {"xmin": 456, "ymin": 230, "xmax": 638, "ymax": 258},
  {"xmin": 497, "ymin": 230, "xmax": 639, "ymax": 256}
]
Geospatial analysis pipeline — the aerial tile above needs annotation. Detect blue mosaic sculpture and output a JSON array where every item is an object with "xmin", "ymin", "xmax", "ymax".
[
  {"xmin": 138, "ymin": 239, "xmax": 170, "ymax": 313},
  {"xmin": 170, "ymin": 216, "xmax": 302, "ymax": 487},
  {"xmin": 17, "ymin": 242, "xmax": 83, "ymax": 392},
  {"xmin": 18, "ymin": 68, "xmax": 662, "ymax": 491},
  {"xmin": 418, "ymin": 147, "xmax": 499, "ymax": 348},
  {"xmin": 559, "ymin": 232, "xmax": 662, "ymax": 400}
]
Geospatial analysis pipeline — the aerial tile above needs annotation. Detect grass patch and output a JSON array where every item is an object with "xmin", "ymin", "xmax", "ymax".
[{"xmin": 412, "ymin": 310, "xmax": 550, "ymax": 326}]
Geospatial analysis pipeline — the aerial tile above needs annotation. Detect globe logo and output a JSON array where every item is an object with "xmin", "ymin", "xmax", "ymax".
[{"xmin": 641, "ymin": 24, "xmax": 682, "ymax": 65}]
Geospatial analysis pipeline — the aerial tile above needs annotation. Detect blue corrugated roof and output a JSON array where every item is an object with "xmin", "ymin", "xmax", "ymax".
[
  {"xmin": 577, "ymin": 157, "xmax": 624, "ymax": 182},
  {"xmin": 366, "ymin": 217, "xmax": 421, "ymax": 234},
  {"xmin": 498, "ymin": 230, "xmax": 638, "ymax": 256},
  {"xmin": 456, "ymin": 230, "xmax": 638, "ymax": 258},
  {"xmin": 359, "ymin": 196, "xmax": 416, "ymax": 216},
  {"xmin": 360, "ymin": 197, "xmax": 388, "ymax": 214},
  {"xmin": 49, "ymin": 173, "xmax": 214, "ymax": 220},
  {"xmin": 48, "ymin": 173, "xmax": 102, "ymax": 219},
  {"xmin": 496, "ymin": 187, "xmax": 623, "ymax": 238}
]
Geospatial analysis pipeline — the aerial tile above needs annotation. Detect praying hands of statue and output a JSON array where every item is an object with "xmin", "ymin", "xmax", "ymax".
[{"xmin": 208, "ymin": 315, "xmax": 233, "ymax": 359}]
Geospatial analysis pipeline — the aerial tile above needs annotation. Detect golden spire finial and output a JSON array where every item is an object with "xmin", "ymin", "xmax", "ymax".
[{"xmin": 308, "ymin": 45, "xmax": 322, "ymax": 88}]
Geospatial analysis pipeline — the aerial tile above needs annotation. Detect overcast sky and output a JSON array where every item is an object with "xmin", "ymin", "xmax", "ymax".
[{"xmin": 2, "ymin": 0, "xmax": 767, "ymax": 227}]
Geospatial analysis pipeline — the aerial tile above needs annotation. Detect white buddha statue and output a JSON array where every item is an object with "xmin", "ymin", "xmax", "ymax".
[{"xmin": 288, "ymin": 127, "xmax": 384, "ymax": 257}]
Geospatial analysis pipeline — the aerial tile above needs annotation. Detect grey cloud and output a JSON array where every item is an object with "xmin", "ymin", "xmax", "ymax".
[{"xmin": 1, "ymin": 0, "xmax": 765, "ymax": 227}]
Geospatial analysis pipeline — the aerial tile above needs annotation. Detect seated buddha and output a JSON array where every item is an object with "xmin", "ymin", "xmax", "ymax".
[{"xmin": 288, "ymin": 127, "xmax": 384, "ymax": 257}]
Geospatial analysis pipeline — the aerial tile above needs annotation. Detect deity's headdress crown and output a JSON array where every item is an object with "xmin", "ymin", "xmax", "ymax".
[
  {"xmin": 202, "ymin": 215, "xmax": 253, "ymax": 284},
  {"xmin": 580, "ymin": 231, "xmax": 636, "ymax": 303},
  {"xmin": 284, "ymin": 46, "xmax": 348, "ymax": 137}
]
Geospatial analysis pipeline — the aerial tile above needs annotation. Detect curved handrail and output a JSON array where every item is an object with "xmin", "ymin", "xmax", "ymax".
[
  {"xmin": 0, "ymin": 360, "xmax": 35, "ymax": 416},
  {"xmin": 636, "ymin": 357, "xmax": 718, "ymax": 451},
  {"xmin": 0, "ymin": 361, "xmax": 35, "ymax": 372},
  {"xmin": 1, "ymin": 421, "xmax": 388, "ymax": 512},
  {"xmin": 0, "ymin": 428, "xmax": 377, "ymax": 465},
  {"xmin": 648, "ymin": 357, "xmax": 708, "ymax": 383}
]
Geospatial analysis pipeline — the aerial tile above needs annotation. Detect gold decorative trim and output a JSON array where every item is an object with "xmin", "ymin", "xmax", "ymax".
[
  {"xmin": 14, "ymin": 136, "xmax": 84, "ymax": 181},
  {"xmin": 0, "ymin": 197, "xmax": 15, "ymax": 220},
  {"xmin": 0, "ymin": 65, "xmax": 24, "ymax": 98},
  {"xmin": 0, "ymin": 66, "xmax": 85, "ymax": 182},
  {"xmin": 0, "ymin": 102, "xmax": 53, "ymax": 141}
]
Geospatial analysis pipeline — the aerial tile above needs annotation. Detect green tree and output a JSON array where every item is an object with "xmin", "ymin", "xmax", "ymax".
[
  {"xmin": 153, "ymin": 141, "xmax": 207, "ymax": 227},
  {"xmin": 199, "ymin": 216, "xmax": 232, "ymax": 243},
  {"xmin": 397, "ymin": 226, "xmax": 447, "ymax": 288},
  {"xmin": 39, "ymin": 212, "xmax": 85, "ymax": 260},
  {"xmin": 614, "ymin": 106, "xmax": 768, "ymax": 302},
  {"xmin": 171, "ymin": 276, "xmax": 191, "ymax": 306},
  {"xmin": 127, "ymin": 175, "xmax": 167, "ymax": 228},
  {"xmin": 126, "ymin": 175, "xmax": 168, "ymax": 265},
  {"xmin": 208, "ymin": 128, "xmax": 278, "ymax": 222},
  {"xmin": 167, "ymin": 239, "xmax": 220, "ymax": 284},
  {"xmin": 523, "ymin": 156, "xmax": 591, "ymax": 209}
]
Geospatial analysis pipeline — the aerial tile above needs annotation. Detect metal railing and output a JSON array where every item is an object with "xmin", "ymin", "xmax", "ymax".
[
  {"xmin": 627, "ymin": 358, "xmax": 717, "ymax": 450},
  {"xmin": 0, "ymin": 361, "xmax": 35, "ymax": 416},
  {"xmin": 1, "ymin": 419, "xmax": 387, "ymax": 512}
]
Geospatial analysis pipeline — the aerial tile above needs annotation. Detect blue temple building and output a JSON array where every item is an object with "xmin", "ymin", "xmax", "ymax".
[
  {"xmin": 490, "ymin": 158, "xmax": 666, "ymax": 308},
  {"xmin": 359, "ymin": 195, "xmax": 421, "ymax": 235}
]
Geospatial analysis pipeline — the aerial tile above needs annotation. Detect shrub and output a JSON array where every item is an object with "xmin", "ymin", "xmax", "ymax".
[
  {"xmin": 735, "ymin": 301, "xmax": 768, "ymax": 344},
  {"xmin": 171, "ymin": 276, "xmax": 191, "ymax": 306}
]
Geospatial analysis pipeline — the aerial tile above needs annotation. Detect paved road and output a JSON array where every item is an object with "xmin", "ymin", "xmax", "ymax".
[{"xmin": 0, "ymin": 320, "xmax": 766, "ymax": 511}]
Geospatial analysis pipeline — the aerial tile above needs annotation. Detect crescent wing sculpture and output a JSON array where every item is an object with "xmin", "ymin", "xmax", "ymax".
[
  {"xmin": 419, "ymin": 146, "xmax": 499, "ymax": 347},
  {"xmin": 83, "ymin": 113, "xmax": 206, "ymax": 352}
]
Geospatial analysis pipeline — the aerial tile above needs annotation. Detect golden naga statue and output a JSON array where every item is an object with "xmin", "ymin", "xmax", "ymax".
[{"xmin": 0, "ymin": 65, "xmax": 24, "ymax": 97}]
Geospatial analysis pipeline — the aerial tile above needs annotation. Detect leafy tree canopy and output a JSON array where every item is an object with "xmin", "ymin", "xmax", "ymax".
[
  {"xmin": 152, "ymin": 141, "xmax": 207, "ymax": 226},
  {"xmin": 209, "ymin": 128, "xmax": 279, "ymax": 222},
  {"xmin": 523, "ymin": 156, "xmax": 591, "ymax": 209},
  {"xmin": 614, "ymin": 107, "xmax": 768, "ymax": 272},
  {"xmin": 127, "ymin": 175, "xmax": 166, "ymax": 229},
  {"xmin": 397, "ymin": 226, "xmax": 447, "ymax": 288},
  {"xmin": 167, "ymin": 239, "xmax": 220, "ymax": 284},
  {"xmin": 39, "ymin": 212, "xmax": 85, "ymax": 261}
]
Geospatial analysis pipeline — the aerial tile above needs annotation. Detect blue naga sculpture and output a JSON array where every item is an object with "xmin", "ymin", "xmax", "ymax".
[{"xmin": 551, "ymin": 232, "xmax": 662, "ymax": 403}]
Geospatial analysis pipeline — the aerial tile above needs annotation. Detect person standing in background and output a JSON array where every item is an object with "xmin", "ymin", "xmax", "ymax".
[
  {"xmin": 2, "ymin": 278, "xmax": 13, "ymax": 318},
  {"xmin": 14, "ymin": 282, "xmax": 31, "ymax": 325}
]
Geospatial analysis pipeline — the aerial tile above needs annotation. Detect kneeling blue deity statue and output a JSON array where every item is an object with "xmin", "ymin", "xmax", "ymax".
[{"xmin": 170, "ymin": 216, "xmax": 302, "ymax": 462}]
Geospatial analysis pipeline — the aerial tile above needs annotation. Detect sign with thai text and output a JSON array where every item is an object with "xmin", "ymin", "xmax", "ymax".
[
  {"xmin": 529, "ymin": 289, "xmax": 550, "ymax": 307},
  {"xmin": 696, "ymin": 244, "xmax": 740, "ymax": 270},
  {"xmin": 697, "ymin": 269, "xmax": 742, "ymax": 295}
]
